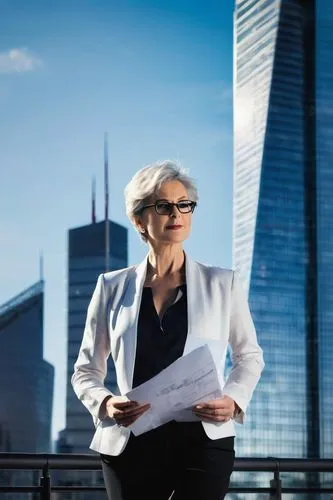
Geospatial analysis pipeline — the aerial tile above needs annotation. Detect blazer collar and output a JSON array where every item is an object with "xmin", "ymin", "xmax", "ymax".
[{"xmin": 133, "ymin": 251, "xmax": 199, "ymax": 337}]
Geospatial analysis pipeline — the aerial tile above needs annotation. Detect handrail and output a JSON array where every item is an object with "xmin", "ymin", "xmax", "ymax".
[
  {"xmin": 1, "ymin": 453, "xmax": 333, "ymax": 471},
  {"xmin": 0, "ymin": 453, "xmax": 332, "ymax": 499}
]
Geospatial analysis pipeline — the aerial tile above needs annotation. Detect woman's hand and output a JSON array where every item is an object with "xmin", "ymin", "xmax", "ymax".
[
  {"xmin": 105, "ymin": 396, "xmax": 151, "ymax": 427},
  {"xmin": 192, "ymin": 395, "xmax": 238, "ymax": 423}
]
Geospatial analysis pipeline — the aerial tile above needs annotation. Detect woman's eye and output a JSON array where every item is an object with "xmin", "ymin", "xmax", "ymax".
[{"xmin": 157, "ymin": 203, "xmax": 170, "ymax": 210}]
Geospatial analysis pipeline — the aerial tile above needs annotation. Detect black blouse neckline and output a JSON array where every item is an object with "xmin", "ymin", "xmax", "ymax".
[
  {"xmin": 132, "ymin": 281, "xmax": 188, "ymax": 388},
  {"xmin": 143, "ymin": 283, "xmax": 187, "ymax": 290}
]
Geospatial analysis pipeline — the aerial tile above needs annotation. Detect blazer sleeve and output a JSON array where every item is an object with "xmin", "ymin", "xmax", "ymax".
[
  {"xmin": 222, "ymin": 271, "xmax": 265, "ymax": 423},
  {"xmin": 71, "ymin": 274, "xmax": 114, "ymax": 421}
]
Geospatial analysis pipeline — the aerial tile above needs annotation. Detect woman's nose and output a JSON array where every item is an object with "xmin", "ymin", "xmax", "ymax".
[
  {"xmin": 170, "ymin": 206, "xmax": 179, "ymax": 217},
  {"xmin": 171, "ymin": 203, "xmax": 182, "ymax": 214}
]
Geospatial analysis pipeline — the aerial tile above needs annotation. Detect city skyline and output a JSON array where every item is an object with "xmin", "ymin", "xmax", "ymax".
[
  {"xmin": 0, "ymin": 0, "xmax": 234, "ymax": 439},
  {"xmin": 1, "ymin": 4, "xmax": 332, "ymax": 486}
]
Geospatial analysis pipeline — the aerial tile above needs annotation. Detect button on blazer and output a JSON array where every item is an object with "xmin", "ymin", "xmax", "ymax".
[{"xmin": 72, "ymin": 254, "xmax": 264, "ymax": 456}]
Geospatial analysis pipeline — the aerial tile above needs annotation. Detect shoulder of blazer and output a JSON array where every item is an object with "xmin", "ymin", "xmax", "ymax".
[
  {"xmin": 195, "ymin": 260, "xmax": 234, "ymax": 282},
  {"xmin": 99, "ymin": 265, "xmax": 137, "ymax": 300},
  {"xmin": 102, "ymin": 265, "xmax": 137, "ymax": 285}
]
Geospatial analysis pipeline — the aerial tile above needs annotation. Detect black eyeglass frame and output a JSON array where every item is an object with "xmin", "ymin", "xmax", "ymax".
[{"xmin": 141, "ymin": 200, "xmax": 197, "ymax": 215}]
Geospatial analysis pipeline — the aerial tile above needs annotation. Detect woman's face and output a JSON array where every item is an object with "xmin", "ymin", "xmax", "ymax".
[{"xmin": 136, "ymin": 180, "xmax": 195, "ymax": 248}]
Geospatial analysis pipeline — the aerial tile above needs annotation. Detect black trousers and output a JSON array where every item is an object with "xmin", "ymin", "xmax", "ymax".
[{"xmin": 101, "ymin": 421, "xmax": 235, "ymax": 500}]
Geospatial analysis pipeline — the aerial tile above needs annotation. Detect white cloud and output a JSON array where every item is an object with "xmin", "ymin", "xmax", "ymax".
[{"xmin": 0, "ymin": 48, "xmax": 42, "ymax": 74}]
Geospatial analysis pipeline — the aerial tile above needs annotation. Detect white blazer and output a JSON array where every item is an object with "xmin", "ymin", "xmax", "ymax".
[{"xmin": 72, "ymin": 254, "xmax": 264, "ymax": 456}]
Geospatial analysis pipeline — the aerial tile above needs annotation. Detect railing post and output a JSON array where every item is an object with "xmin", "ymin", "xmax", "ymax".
[
  {"xmin": 40, "ymin": 461, "xmax": 51, "ymax": 500},
  {"xmin": 270, "ymin": 461, "xmax": 282, "ymax": 500}
]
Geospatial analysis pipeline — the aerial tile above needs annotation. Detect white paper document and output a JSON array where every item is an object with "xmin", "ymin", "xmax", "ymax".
[{"xmin": 126, "ymin": 344, "xmax": 222, "ymax": 436}]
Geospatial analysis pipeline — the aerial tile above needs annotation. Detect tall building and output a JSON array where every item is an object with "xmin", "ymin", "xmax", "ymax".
[
  {"xmin": 64, "ymin": 219, "xmax": 128, "ymax": 453},
  {"xmin": 0, "ymin": 280, "xmax": 54, "ymax": 497},
  {"xmin": 53, "ymin": 219, "xmax": 128, "ymax": 498},
  {"xmin": 54, "ymin": 138, "xmax": 128, "ymax": 497},
  {"xmin": 0, "ymin": 281, "xmax": 54, "ymax": 452},
  {"xmin": 233, "ymin": 0, "xmax": 333, "ymax": 469},
  {"xmin": 63, "ymin": 136, "xmax": 128, "ymax": 453}
]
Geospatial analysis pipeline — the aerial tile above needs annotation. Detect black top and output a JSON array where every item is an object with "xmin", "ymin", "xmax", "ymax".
[{"xmin": 132, "ymin": 285, "xmax": 188, "ymax": 388}]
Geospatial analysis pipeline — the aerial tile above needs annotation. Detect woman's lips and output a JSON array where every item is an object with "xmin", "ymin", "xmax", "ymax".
[{"xmin": 166, "ymin": 225, "xmax": 183, "ymax": 230}]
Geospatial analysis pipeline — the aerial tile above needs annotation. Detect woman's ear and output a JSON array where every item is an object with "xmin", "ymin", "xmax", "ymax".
[{"xmin": 133, "ymin": 216, "xmax": 146, "ymax": 234}]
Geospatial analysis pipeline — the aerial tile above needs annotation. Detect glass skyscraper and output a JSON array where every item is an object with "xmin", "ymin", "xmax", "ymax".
[
  {"xmin": 64, "ymin": 220, "xmax": 128, "ymax": 453},
  {"xmin": 0, "ymin": 281, "xmax": 54, "ymax": 453},
  {"xmin": 0, "ymin": 281, "xmax": 54, "ymax": 498},
  {"xmin": 55, "ymin": 219, "xmax": 127, "ymax": 498},
  {"xmin": 233, "ymin": 0, "xmax": 333, "ymax": 470}
]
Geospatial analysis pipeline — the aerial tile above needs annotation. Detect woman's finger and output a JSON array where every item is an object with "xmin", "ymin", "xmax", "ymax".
[
  {"xmin": 198, "ymin": 415, "xmax": 231, "ymax": 423},
  {"xmin": 194, "ymin": 403, "xmax": 233, "ymax": 412},
  {"xmin": 193, "ymin": 410, "xmax": 231, "ymax": 421},
  {"xmin": 113, "ymin": 401, "xmax": 137, "ymax": 409},
  {"xmin": 115, "ymin": 406, "xmax": 151, "ymax": 427},
  {"xmin": 194, "ymin": 408, "xmax": 230, "ymax": 417},
  {"xmin": 122, "ymin": 402, "xmax": 150, "ymax": 414},
  {"xmin": 115, "ymin": 403, "xmax": 150, "ymax": 421},
  {"xmin": 119, "ymin": 404, "xmax": 150, "ymax": 419},
  {"xmin": 193, "ymin": 409, "xmax": 232, "ymax": 421}
]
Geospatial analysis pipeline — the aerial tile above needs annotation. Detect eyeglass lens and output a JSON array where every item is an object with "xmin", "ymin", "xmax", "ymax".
[{"xmin": 155, "ymin": 201, "xmax": 195, "ymax": 214}]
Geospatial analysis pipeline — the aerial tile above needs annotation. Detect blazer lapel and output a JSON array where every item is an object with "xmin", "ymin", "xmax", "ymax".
[
  {"xmin": 184, "ymin": 255, "xmax": 206, "ymax": 353},
  {"xmin": 115, "ymin": 257, "xmax": 148, "ymax": 393},
  {"xmin": 183, "ymin": 254, "xmax": 219, "ymax": 356}
]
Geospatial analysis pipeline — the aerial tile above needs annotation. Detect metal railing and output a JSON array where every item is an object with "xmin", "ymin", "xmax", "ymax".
[{"xmin": 0, "ymin": 453, "xmax": 333, "ymax": 498}]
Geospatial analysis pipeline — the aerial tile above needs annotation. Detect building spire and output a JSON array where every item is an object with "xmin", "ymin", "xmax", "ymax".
[
  {"xmin": 104, "ymin": 133, "xmax": 110, "ymax": 272},
  {"xmin": 91, "ymin": 176, "xmax": 96, "ymax": 224},
  {"xmin": 39, "ymin": 251, "xmax": 44, "ymax": 281}
]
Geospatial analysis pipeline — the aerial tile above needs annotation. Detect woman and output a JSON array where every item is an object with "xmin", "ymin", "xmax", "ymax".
[{"xmin": 72, "ymin": 160, "xmax": 264, "ymax": 500}]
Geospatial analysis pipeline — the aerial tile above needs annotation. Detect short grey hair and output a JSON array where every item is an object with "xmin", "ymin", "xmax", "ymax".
[{"xmin": 124, "ymin": 160, "xmax": 198, "ymax": 240}]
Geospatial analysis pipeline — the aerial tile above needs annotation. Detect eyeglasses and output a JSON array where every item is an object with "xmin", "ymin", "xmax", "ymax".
[{"xmin": 141, "ymin": 200, "xmax": 197, "ymax": 215}]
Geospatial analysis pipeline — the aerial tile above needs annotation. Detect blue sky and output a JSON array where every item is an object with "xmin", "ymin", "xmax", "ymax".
[{"xmin": 0, "ymin": 0, "xmax": 234, "ymax": 440}]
